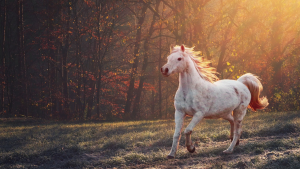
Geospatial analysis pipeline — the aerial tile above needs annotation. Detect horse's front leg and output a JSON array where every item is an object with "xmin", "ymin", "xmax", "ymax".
[
  {"xmin": 167, "ymin": 110, "xmax": 185, "ymax": 159},
  {"xmin": 184, "ymin": 112, "xmax": 203, "ymax": 153}
]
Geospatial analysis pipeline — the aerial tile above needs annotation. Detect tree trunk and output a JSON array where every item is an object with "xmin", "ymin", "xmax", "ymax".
[
  {"xmin": 269, "ymin": 1, "xmax": 284, "ymax": 110},
  {"xmin": 1, "ymin": 0, "xmax": 7, "ymax": 115},
  {"xmin": 124, "ymin": 4, "xmax": 148, "ymax": 118},
  {"xmin": 158, "ymin": 15, "xmax": 162, "ymax": 118},
  {"xmin": 6, "ymin": 23, "xmax": 13, "ymax": 117},
  {"xmin": 179, "ymin": 0, "xmax": 185, "ymax": 44},
  {"xmin": 18, "ymin": 0, "xmax": 28, "ymax": 117},
  {"xmin": 216, "ymin": 2, "xmax": 239, "ymax": 75},
  {"xmin": 61, "ymin": 1, "xmax": 71, "ymax": 120},
  {"xmin": 95, "ymin": 0, "xmax": 103, "ymax": 119},
  {"xmin": 86, "ymin": 82, "xmax": 95, "ymax": 120},
  {"xmin": 47, "ymin": 1, "xmax": 57, "ymax": 119},
  {"xmin": 132, "ymin": 1, "xmax": 161, "ymax": 119},
  {"xmin": 73, "ymin": 1, "xmax": 83, "ymax": 120}
]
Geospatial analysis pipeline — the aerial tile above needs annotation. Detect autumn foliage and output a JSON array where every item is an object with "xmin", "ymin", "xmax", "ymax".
[{"xmin": 0, "ymin": 0, "xmax": 300, "ymax": 120}]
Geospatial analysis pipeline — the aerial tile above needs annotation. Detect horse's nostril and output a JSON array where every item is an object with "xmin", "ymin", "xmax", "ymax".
[{"xmin": 166, "ymin": 68, "xmax": 169, "ymax": 73}]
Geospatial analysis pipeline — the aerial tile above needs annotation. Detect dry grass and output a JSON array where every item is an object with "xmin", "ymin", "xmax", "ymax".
[{"xmin": 1, "ymin": 111, "xmax": 300, "ymax": 168}]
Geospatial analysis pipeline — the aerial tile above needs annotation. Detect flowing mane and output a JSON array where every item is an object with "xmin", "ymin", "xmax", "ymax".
[{"xmin": 172, "ymin": 45, "xmax": 219, "ymax": 83}]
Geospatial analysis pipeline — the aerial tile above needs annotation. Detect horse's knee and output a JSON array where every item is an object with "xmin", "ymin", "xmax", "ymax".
[{"xmin": 184, "ymin": 129, "xmax": 192, "ymax": 135}]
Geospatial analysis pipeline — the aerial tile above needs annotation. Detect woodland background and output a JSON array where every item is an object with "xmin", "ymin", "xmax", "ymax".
[{"xmin": 1, "ymin": 0, "xmax": 300, "ymax": 121}]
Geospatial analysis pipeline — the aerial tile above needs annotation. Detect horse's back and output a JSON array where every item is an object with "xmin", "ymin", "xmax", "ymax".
[
  {"xmin": 214, "ymin": 79, "xmax": 250, "ymax": 101},
  {"xmin": 214, "ymin": 79, "xmax": 249, "ymax": 94},
  {"xmin": 206, "ymin": 79, "xmax": 251, "ymax": 116}
]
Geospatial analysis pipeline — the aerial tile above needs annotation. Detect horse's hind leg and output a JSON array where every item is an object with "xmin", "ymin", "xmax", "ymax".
[
  {"xmin": 223, "ymin": 109, "xmax": 246, "ymax": 153},
  {"xmin": 223, "ymin": 113, "xmax": 235, "ymax": 143},
  {"xmin": 184, "ymin": 112, "xmax": 203, "ymax": 153}
]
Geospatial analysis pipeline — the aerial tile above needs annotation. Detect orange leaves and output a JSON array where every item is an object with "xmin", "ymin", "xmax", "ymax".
[
  {"xmin": 143, "ymin": 82, "xmax": 157, "ymax": 92},
  {"xmin": 84, "ymin": 0, "xmax": 95, "ymax": 7},
  {"xmin": 41, "ymin": 56, "xmax": 57, "ymax": 63},
  {"xmin": 83, "ymin": 71, "xmax": 96, "ymax": 81}
]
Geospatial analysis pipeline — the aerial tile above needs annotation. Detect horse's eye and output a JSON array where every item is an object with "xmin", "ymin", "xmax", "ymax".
[{"xmin": 178, "ymin": 58, "xmax": 182, "ymax": 61}]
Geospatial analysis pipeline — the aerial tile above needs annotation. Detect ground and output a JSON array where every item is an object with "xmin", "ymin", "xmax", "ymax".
[{"xmin": 1, "ymin": 111, "xmax": 300, "ymax": 168}]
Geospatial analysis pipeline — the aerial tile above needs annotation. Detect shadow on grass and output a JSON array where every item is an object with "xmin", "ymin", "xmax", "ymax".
[
  {"xmin": 0, "ymin": 125, "xmax": 83, "ymax": 153},
  {"xmin": 229, "ymin": 138, "xmax": 298, "ymax": 157},
  {"xmin": 0, "ymin": 135, "xmax": 26, "ymax": 152},
  {"xmin": 242, "ymin": 122, "xmax": 299, "ymax": 139},
  {"xmin": 148, "ymin": 122, "xmax": 299, "ymax": 155},
  {"xmin": 151, "ymin": 136, "xmax": 173, "ymax": 147},
  {"xmin": 0, "ymin": 145, "xmax": 82, "ymax": 168},
  {"xmin": 101, "ymin": 140, "xmax": 127, "ymax": 151},
  {"xmin": 172, "ymin": 134, "xmax": 299, "ymax": 161},
  {"xmin": 262, "ymin": 155, "xmax": 300, "ymax": 169},
  {"xmin": 1, "ymin": 112, "xmax": 300, "ymax": 168},
  {"xmin": 1, "ymin": 136, "xmax": 297, "ymax": 168}
]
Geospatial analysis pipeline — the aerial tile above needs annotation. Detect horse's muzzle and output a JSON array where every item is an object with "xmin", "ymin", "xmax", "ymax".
[{"xmin": 161, "ymin": 67, "xmax": 169, "ymax": 77}]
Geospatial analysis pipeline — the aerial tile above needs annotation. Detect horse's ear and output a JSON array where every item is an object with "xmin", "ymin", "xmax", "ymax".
[{"xmin": 181, "ymin": 45, "xmax": 185, "ymax": 52}]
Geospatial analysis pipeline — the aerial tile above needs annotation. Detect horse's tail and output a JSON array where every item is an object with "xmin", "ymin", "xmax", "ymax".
[{"xmin": 237, "ymin": 73, "xmax": 269, "ymax": 111}]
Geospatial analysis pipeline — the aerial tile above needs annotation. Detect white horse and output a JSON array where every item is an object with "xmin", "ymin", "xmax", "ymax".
[{"xmin": 161, "ymin": 45, "xmax": 268, "ymax": 159}]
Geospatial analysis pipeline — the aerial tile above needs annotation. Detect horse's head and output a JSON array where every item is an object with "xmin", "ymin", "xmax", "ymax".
[{"xmin": 161, "ymin": 45, "xmax": 188, "ymax": 77}]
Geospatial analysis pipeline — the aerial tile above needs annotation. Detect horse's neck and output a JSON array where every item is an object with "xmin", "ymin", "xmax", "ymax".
[{"xmin": 178, "ymin": 62, "xmax": 210, "ymax": 93}]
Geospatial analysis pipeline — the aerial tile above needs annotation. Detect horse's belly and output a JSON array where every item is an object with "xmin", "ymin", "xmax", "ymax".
[
  {"xmin": 204, "ymin": 103, "xmax": 236, "ymax": 118},
  {"xmin": 204, "ymin": 115, "xmax": 221, "ymax": 119},
  {"xmin": 182, "ymin": 105, "xmax": 197, "ymax": 116}
]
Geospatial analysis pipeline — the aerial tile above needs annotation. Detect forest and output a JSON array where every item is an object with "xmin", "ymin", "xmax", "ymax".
[{"xmin": 1, "ymin": 0, "xmax": 300, "ymax": 121}]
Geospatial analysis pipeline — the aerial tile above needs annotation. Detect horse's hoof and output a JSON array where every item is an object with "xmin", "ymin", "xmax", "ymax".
[
  {"xmin": 188, "ymin": 146, "xmax": 195, "ymax": 153},
  {"xmin": 167, "ymin": 155, "xmax": 174, "ymax": 159},
  {"xmin": 223, "ymin": 149, "xmax": 233, "ymax": 154}
]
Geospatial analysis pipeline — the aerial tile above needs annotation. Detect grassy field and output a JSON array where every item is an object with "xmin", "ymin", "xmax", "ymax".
[{"xmin": 1, "ymin": 111, "xmax": 300, "ymax": 168}]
